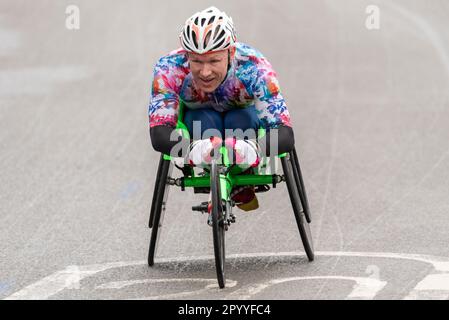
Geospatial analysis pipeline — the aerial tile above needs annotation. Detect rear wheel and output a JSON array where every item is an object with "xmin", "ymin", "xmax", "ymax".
[
  {"xmin": 281, "ymin": 154, "xmax": 314, "ymax": 261},
  {"xmin": 290, "ymin": 147, "xmax": 312, "ymax": 223},
  {"xmin": 148, "ymin": 156, "xmax": 172, "ymax": 266},
  {"xmin": 149, "ymin": 154, "xmax": 165, "ymax": 228},
  {"xmin": 210, "ymin": 160, "xmax": 226, "ymax": 288}
]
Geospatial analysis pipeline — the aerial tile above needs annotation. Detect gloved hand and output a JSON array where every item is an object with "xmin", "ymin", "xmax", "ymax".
[
  {"xmin": 187, "ymin": 137, "xmax": 222, "ymax": 167},
  {"xmin": 225, "ymin": 137, "xmax": 260, "ymax": 167}
]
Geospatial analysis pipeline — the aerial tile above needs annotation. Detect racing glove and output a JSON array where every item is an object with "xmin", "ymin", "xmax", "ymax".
[
  {"xmin": 225, "ymin": 137, "xmax": 260, "ymax": 168},
  {"xmin": 187, "ymin": 137, "xmax": 223, "ymax": 167}
]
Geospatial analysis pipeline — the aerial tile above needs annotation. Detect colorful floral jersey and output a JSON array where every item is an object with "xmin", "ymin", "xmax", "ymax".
[{"xmin": 149, "ymin": 42, "xmax": 291, "ymax": 129}]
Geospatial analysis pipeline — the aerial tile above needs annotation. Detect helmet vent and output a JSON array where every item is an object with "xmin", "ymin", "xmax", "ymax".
[
  {"xmin": 211, "ymin": 36, "xmax": 226, "ymax": 51},
  {"xmin": 204, "ymin": 30, "xmax": 212, "ymax": 48},
  {"xmin": 182, "ymin": 39, "xmax": 194, "ymax": 52},
  {"xmin": 216, "ymin": 29, "xmax": 226, "ymax": 42},
  {"xmin": 192, "ymin": 31, "xmax": 198, "ymax": 48}
]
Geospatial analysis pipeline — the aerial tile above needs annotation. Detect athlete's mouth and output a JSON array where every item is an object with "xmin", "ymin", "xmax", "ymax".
[{"xmin": 200, "ymin": 77, "xmax": 215, "ymax": 83}]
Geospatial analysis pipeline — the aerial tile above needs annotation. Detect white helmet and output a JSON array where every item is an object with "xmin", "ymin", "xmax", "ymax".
[{"xmin": 180, "ymin": 6, "xmax": 236, "ymax": 54}]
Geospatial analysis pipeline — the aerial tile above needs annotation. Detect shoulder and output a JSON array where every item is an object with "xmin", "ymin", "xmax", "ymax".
[
  {"xmin": 234, "ymin": 42, "xmax": 275, "ymax": 76},
  {"xmin": 235, "ymin": 42, "xmax": 264, "ymax": 60},
  {"xmin": 234, "ymin": 42, "xmax": 272, "ymax": 67},
  {"xmin": 154, "ymin": 48, "xmax": 189, "ymax": 74},
  {"xmin": 234, "ymin": 43, "xmax": 263, "ymax": 83},
  {"xmin": 234, "ymin": 43, "xmax": 277, "ymax": 89},
  {"xmin": 152, "ymin": 48, "xmax": 190, "ymax": 93}
]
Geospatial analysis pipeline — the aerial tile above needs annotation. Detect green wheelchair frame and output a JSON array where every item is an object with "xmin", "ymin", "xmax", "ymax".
[{"xmin": 147, "ymin": 102, "xmax": 314, "ymax": 289}]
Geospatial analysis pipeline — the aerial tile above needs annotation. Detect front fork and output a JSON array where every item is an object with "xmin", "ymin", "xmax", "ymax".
[{"xmin": 218, "ymin": 167, "xmax": 236, "ymax": 230}]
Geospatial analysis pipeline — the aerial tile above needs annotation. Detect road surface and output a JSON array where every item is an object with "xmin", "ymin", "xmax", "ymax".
[{"xmin": 1, "ymin": 0, "xmax": 449, "ymax": 300}]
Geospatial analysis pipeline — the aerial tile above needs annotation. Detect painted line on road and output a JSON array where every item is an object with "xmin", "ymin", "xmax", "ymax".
[
  {"xmin": 226, "ymin": 276, "xmax": 387, "ymax": 300},
  {"xmin": 403, "ymin": 274, "xmax": 449, "ymax": 300},
  {"xmin": 3, "ymin": 260, "xmax": 144, "ymax": 300},
  {"xmin": 97, "ymin": 278, "xmax": 238, "ymax": 300},
  {"xmin": 4, "ymin": 251, "xmax": 449, "ymax": 300}
]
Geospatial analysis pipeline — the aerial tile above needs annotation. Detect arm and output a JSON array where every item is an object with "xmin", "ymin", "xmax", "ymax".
[
  {"xmin": 150, "ymin": 125, "xmax": 190, "ymax": 157},
  {"xmin": 149, "ymin": 53, "xmax": 190, "ymax": 156},
  {"xmin": 251, "ymin": 56, "xmax": 294, "ymax": 156},
  {"xmin": 258, "ymin": 125, "xmax": 294, "ymax": 157}
]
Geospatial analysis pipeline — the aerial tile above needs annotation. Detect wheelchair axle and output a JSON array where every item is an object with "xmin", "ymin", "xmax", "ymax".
[{"xmin": 192, "ymin": 201, "xmax": 236, "ymax": 229}]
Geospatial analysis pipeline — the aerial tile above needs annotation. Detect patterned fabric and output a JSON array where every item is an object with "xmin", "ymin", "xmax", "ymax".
[{"xmin": 149, "ymin": 42, "xmax": 292, "ymax": 129}]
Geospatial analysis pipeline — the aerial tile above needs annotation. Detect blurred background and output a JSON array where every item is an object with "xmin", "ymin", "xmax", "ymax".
[{"xmin": 1, "ymin": 0, "xmax": 449, "ymax": 299}]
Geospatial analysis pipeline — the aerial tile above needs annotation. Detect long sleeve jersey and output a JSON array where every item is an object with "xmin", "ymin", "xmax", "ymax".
[{"xmin": 148, "ymin": 42, "xmax": 294, "ymax": 156}]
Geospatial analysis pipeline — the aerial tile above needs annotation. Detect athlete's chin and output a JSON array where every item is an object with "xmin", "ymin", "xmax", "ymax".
[
  {"xmin": 200, "ymin": 87, "xmax": 217, "ymax": 93},
  {"xmin": 198, "ymin": 83, "xmax": 219, "ymax": 93}
]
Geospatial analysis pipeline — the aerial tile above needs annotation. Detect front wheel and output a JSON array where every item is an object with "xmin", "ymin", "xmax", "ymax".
[{"xmin": 210, "ymin": 160, "xmax": 226, "ymax": 288}]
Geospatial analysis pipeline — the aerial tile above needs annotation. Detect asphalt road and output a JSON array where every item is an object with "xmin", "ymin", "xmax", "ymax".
[{"xmin": 1, "ymin": 0, "xmax": 449, "ymax": 300}]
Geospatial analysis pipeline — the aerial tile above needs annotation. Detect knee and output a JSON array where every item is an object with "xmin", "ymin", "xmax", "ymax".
[
  {"xmin": 184, "ymin": 108, "xmax": 223, "ymax": 139},
  {"xmin": 224, "ymin": 107, "xmax": 260, "ymax": 134}
]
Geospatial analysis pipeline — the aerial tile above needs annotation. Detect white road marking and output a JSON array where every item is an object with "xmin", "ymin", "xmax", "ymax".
[
  {"xmin": 97, "ymin": 278, "xmax": 237, "ymax": 300},
  {"xmin": 3, "ymin": 261, "xmax": 144, "ymax": 300},
  {"xmin": 96, "ymin": 278, "xmax": 217, "ymax": 290},
  {"xmin": 346, "ymin": 277, "xmax": 387, "ymax": 300},
  {"xmin": 404, "ymin": 274, "xmax": 449, "ymax": 300},
  {"xmin": 226, "ymin": 276, "xmax": 386, "ymax": 300},
  {"xmin": 384, "ymin": 1, "xmax": 449, "ymax": 77},
  {"xmin": 318, "ymin": 251, "xmax": 449, "ymax": 300},
  {"xmin": 412, "ymin": 274, "xmax": 449, "ymax": 291},
  {"xmin": 5, "ymin": 251, "xmax": 449, "ymax": 300},
  {"xmin": 317, "ymin": 251, "xmax": 449, "ymax": 271}
]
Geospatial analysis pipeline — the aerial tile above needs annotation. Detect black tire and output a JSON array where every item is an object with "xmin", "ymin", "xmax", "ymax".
[
  {"xmin": 290, "ymin": 147, "xmax": 312, "ymax": 223},
  {"xmin": 148, "ymin": 156, "xmax": 172, "ymax": 266},
  {"xmin": 210, "ymin": 160, "xmax": 226, "ymax": 288},
  {"xmin": 281, "ymin": 154, "xmax": 314, "ymax": 261},
  {"xmin": 149, "ymin": 154, "xmax": 165, "ymax": 228}
]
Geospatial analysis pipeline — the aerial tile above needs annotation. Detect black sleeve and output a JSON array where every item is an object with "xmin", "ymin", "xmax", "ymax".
[
  {"xmin": 150, "ymin": 125, "xmax": 191, "ymax": 157},
  {"xmin": 258, "ymin": 125, "xmax": 295, "ymax": 156}
]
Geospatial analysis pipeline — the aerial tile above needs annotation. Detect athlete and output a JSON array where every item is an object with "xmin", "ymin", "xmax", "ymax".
[{"xmin": 149, "ymin": 6, "xmax": 295, "ymax": 211}]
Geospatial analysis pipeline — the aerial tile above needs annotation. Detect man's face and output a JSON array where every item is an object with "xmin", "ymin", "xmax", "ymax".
[{"xmin": 188, "ymin": 49, "xmax": 229, "ymax": 93}]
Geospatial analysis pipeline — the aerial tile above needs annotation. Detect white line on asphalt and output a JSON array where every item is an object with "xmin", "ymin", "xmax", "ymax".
[
  {"xmin": 5, "ymin": 251, "xmax": 449, "ymax": 300},
  {"xmin": 403, "ymin": 274, "xmax": 449, "ymax": 300},
  {"xmin": 384, "ymin": 1, "xmax": 449, "ymax": 77},
  {"xmin": 96, "ymin": 278, "xmax": 218, "ymax": 290},
  {"xmin": 97, "ymin": 278, "xmax": 238, "ymax": 300},
  {"xmin": 226, "ymin": 276, "xmax": 387, "ymax": 300},
  {"xmin": 3, "ymin": 261, "xmax": 144, "ymax": 300}
]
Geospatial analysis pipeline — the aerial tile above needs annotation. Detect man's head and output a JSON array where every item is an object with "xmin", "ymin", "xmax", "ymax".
[
  {"xmin": 187, "ymin": 47, "xmax": 235, "ymax": 93},
  {"xmin": 180, "ymin": 6, "xmax": 237, "ymax": 92}
]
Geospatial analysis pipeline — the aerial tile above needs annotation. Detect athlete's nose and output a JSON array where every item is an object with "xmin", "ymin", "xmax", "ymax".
[{"xmin": 200, "ymin": 64, "xmax": 212, "ymax": 78}]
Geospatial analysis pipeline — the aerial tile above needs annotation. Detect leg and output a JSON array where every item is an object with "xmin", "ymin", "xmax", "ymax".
[
  {"xmin": 224, "ymin": 106, "xmax": 261, "ymax": 211},
  {"xmin": 223, "ymin": 106, "xmax": 260, "ymax": 139},
  {"xmin": 184, "ymin": 108, "xmax": 224, "ymax": 140}
]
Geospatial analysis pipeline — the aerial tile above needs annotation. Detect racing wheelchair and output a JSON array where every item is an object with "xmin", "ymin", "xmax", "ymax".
[{"xmin": 147, "ymin": 103, "xmax": 314, "ymax": 289}]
